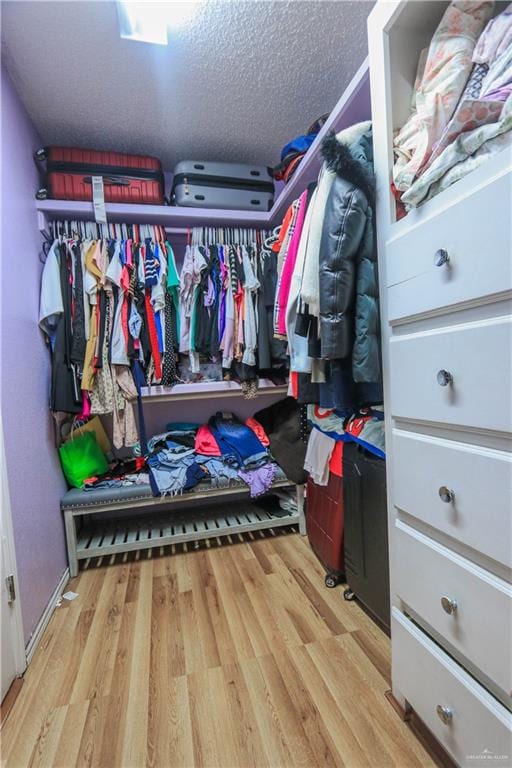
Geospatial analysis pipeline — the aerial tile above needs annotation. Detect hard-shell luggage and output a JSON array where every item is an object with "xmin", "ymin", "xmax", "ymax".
[
  {"xmin": 171, "ymin": 161, "xmax": 274, "ymax": 211},
  {"xmin": 35, "ymin": 146, "xmax": 165, "ymax": 205},
  {"xmin": 306, "ymin": 471, "xmax": 345, "ymax": 588},
  {"xmin": 342, "ymin": 443, "xmax": 390, "ymax": 631}
]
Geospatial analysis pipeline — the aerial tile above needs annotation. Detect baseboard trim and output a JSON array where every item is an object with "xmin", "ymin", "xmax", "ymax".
[
  {"xmin": 385, "ymin": 689, "xmax": 411, "ymax": 721},
  {"xmin": 1, "ymin": 677, "xmax": 24, "ymax": 729},
  {"xmin": 25, "ymin": 568, "xmax": 70, "ymax": 665},
  {"xmin": 385, "ymin": 690, "xmax": 457, "ymax": 768}
]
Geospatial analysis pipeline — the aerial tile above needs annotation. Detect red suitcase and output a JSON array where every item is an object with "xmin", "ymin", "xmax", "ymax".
[
  {"xmin": 35, "ymin": 146, "xmax": 165, "ymax": 205},
  {"xmin": 306, "ymin": 471, "xmax": 345, "ymax": 588}
]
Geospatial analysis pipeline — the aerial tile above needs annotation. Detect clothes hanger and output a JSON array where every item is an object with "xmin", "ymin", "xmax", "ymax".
[{"xmin": 39, "ymin": 228, "xmax": 54, "ymax": 263}]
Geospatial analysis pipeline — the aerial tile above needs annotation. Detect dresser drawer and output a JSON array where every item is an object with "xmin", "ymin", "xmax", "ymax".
[
  {"xmin": 386, "ymin": 169, "xmax": 512, "ymax": 323},
  {"xmin": 392, "ymin": 430, "xmax": 512, "ymax": 569},
  {"xmin": 394, "ymin": 521, "xmax": 512, "ymax": 699},
  {"xmin": 389, "ymin": 316, "xmax": 512, "ymax": 433},
  {"xmin": 392, "ymin": 609, "xmax": 512, "ymax": 767}
]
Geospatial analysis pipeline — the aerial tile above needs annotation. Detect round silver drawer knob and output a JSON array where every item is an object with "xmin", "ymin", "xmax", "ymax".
[
  {"xmin": 441, "ymin": 596, "xmax": 458, "ymax": 615},
  {"xmin": 437, "ymin": 369, "xmax": 453, "ymax": 387},
  {"xmin": 434, "ymin": 248, "xmax": 450, "ymax": 267},
  {"xmin": 439, "ymin": 486, "xmax": 455, "ymax": 504},
  {"xmin": 436, "ymin": 705, "xmax": 453, "ymax": 725}
]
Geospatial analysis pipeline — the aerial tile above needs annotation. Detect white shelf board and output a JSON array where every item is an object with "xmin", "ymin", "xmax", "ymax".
[
  {"xmin": 140, "ymin": 379, "xmax": 288, "ymax": 402},
  {"xmin": 36, "ymin": 198, "xmax": 269, "ymax": 229},
  {"xmin": 76, "ymin": 503, "xmax": 299, "ymax": 559}
]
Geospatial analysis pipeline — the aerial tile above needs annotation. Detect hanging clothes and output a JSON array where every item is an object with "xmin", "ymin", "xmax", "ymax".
[
  {"xmin": 39, "ymin": 224, "xmax": 173, "ymax": 448},
  {"xmin": 41, "ymin": 222, "xmax": 290, "ymax": 458}
]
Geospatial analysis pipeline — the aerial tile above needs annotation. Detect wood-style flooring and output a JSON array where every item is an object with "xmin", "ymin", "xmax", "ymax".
[{"xmin": 1, "ymin": 531, "xmax": 438, "ymax": 767}]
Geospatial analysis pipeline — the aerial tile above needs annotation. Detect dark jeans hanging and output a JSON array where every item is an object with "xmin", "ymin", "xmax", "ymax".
[{"xmin": 51, "ymin": 242, "xmax": 82, "ymax": 413}]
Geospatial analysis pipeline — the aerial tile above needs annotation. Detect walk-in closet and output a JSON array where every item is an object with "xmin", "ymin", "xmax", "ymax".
[{"xmin": 1, "ymin": 1, "xmax": 511, "ymax": 766}]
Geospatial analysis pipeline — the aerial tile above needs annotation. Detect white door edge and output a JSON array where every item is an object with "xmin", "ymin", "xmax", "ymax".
[{"xmin": 0, "ymin": 412, "xmax": 27, "ymax": 687}]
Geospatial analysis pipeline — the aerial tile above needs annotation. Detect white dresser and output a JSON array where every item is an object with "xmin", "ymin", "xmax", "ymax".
[{"xmin": 368, "ymin": 3, "xmax": 512, "ymax": 766}]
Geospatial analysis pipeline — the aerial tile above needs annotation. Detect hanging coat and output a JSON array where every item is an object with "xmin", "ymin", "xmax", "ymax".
[{"xmin": 318, "ymin": 124, "xmax": 383, "ymax": 409}]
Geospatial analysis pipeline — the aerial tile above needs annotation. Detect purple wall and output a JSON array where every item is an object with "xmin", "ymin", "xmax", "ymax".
[{"xmin": 1, "ymin": 66, "xmax": 68, "ymax": 645}]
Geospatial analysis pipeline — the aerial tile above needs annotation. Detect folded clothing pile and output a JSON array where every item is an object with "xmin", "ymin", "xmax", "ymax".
[
  {"xmin": 274, "ymin": 114, "xmax": 329, "ymax": 184},
  {"xmin": 393, "ymin": 1, "xmax": 512, "ymax": 211},
  {"xmin": 146, "ymin": 413, "xmax": 286, "ymax": 498},
  {"xmin": 344, "ymin": 409, "xmax": 385, "ymax": 459},
  {"xmin": 82, "ymin": 457, "xmax": 150, "ymax": 491},
  {"xmin": 303, "ymin": 406, "xmax": 385, "ymax": 486}
]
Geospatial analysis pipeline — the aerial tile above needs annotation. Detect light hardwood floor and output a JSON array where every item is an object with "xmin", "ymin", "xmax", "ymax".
[{"xmin": 1, "ymin": 531, "xmax": 438, "ymax": 768}]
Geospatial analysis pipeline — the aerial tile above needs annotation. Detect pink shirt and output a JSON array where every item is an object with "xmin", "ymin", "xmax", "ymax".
[{"xmin": 277, "ymin": 190, "xmax": 308, "ymax": 336}]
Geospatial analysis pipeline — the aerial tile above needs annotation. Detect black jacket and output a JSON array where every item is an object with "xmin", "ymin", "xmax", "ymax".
[
  {"xmin": 254, "ymin": 397, "xmax": 307, "ymax": 485},
  {"xmin": 319, "ymin": 127, "xmax": 381, "ymax": 388}
]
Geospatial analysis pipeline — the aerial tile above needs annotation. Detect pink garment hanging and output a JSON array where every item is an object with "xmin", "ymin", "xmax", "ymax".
[
  {"xmin": 277, "ymin": 190, "xmax": 308, "ymax": 336},
  {"xmin": 79, "ymin": 392, "xmax": 91, "ymax": 420}
]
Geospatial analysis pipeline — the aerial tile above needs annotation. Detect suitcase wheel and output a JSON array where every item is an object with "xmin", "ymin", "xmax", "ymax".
[
  {"xmin": 343, "ymin": 587, "xmax": 355, "ymax": 601},
  {"xmin": 34, "ymin": 148, "xmax": 47, "ymax": 162},
  {"xmin": 324, "ymin": 573, "xmax": 339, "ymax": 589},
  {"xmin": 36, "ymin": 188, "xmax": 49, "ymax": 200}
]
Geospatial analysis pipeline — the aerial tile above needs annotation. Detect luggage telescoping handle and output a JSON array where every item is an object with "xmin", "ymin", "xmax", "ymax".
[{"xmin": 83, "ymin": 175, "xmax": 131, "ymax": 187}]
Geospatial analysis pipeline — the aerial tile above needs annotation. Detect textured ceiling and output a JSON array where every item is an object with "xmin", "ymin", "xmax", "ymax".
[{"xmin": 1, "ymin": 0, "xmax": 373, "ymax": 170}]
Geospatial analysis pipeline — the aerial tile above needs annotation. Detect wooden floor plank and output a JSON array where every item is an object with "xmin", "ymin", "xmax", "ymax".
[
  {"xmin": 207, "ymin": 548, "xmax": 257, "ymax": 663},
  {"xmin": 69, "ymin": 565, "xmax": 129, "ymax": 704},
  {"xmin": 290, "ymin": 643, "xmax": 372, "ymax": 768},
  {"xmin": 187, "ymin": 670, "xmax": 221, "ymax": 768},
  {"xmin": 3, "ymin": 603, "xmax": 83, "ymax": 766},
  {"xmin": 273, "ymin": 645, "xmax": 342, "ymax": 768},
  {"xmin": 120, "ymin": 560, "xmax": 153, "ymax": 768},
  {"xmin": 205, "ymin": 666, "xmax": 240, "ymax": 768},
  {"xmin": 26, "ymin": 705, "xmax": 67, "ymax": 768},
  {"xmin": 306, "ymin": 639, "xmax": 398, "ymax": 767},
  {"xmin": 256, "ymin": 654, "xmax": 318, "ymax": 768},
  {"xmin": 188, "ymin": 551, "xmax": 221, "ymax": 670},
  {"xmin": 97, "ymin": 600, "xmax": 137, "ymax": 766},
  {"xmin": 2, "ymin": 533, "xmax": 437, "ymax": 768},
  {"xmin": 74, "ymin": 695, "xmax": 110, "ymax": 767},
  {"xmin": 222, "ymin": 662, "xmax": 270, "ymax": 768},
  {"xmin": 225, "ymin": 548, "xmax": 273, "ymax": 659},
  {"xmin": 241, "ymin": 656, "xmax": 295, "ymax": 767},
  {"xmin": 50, "ymin": 701, "xmax": 90, "ymax": 768}
]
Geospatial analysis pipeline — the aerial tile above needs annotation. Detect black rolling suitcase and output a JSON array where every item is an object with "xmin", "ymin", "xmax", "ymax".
[
  {"xmin": 342, "ymin": 443, "xmax": 390, "ymax": 632},
  {"xmin": 170, "ymin": 160, "xmax": 275, "ymax": 211}
]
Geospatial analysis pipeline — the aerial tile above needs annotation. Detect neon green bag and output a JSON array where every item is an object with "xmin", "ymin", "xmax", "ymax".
[{"xmin": 59, "ymin": 430, "xmax": 108, "ymax": 488}]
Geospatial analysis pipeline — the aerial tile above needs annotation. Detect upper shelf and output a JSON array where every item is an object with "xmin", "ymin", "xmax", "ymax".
[
  {"xmin": 36, "ymin": 59, "xmax": 370, "ymax": 232},
  {"xmin": 269, "ymin": 58, "xmax": 370, "ymax": 223},
  {"xmin": 35, "ymin": 199, "xmax": 270, "ymax": 230}
]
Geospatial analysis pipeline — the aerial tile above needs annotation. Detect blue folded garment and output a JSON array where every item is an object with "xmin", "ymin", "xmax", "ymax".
[
  {"xmin": 165, "ymin": 422, "xmax": 200, "ymax": 433},
  {"xmin": 208, "ymin": 412, "xmax": 269, "ymax": 469}
]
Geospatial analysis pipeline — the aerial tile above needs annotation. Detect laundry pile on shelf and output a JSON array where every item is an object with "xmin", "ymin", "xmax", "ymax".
[
  {"xmin": 304, "ymin": 406, "xmax": 385, "ymax": 486},
  {"xmin": 273, "ymin": 113, "xmax": 328, "ymax": 184},
  {"xmin": 82, "ymin": 458, "xmax": 150, "ymax": 491},
  {"xmin": 144, "ymin": 413, "xmax": 286, "ymax": 498},
  {"xmin": 274, "ymin": 120, "xmax": 383, "ymax": 417},
  {"xmin": 393, "ymin": 0, "xmax": 512, "ymax": 213}
]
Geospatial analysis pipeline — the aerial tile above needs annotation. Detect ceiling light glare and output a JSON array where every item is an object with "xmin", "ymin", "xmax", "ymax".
[
  {"xmin": 165, "ymin": 1, "xmax": 202, "ymax": 29},
  {"xmin": 117, "ymin": 1, "xmax": 202, "ymax": 45}
]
